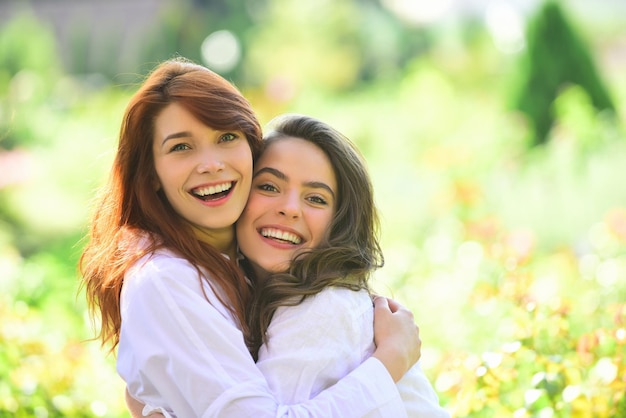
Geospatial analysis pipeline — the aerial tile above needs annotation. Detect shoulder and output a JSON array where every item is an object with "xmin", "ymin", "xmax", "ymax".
[
  {"xmin": 125, "ymin": 249, "xmax": 198, "ymax": 291},
  {"xmin": 121, "ymin": 249, "xmax": 236, "ymax": 323},
  {"xmin": 260, "ymin": 287, "xmax": 375, "ymax": 373},
  {"xmin": 271, "ymin": 287, "xmax": 373, "ymax": 330},
  {"xmin": 302, "ymin": 287, "xmax": 372, "ymax": 317}
]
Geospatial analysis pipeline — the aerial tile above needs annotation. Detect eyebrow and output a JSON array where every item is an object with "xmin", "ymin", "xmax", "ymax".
[
  {"xmin": 161, "ymin": 131, "xmax": 192, "ymax": 146},
  {"xmin": 254, "ymin": 166, "xmax": 336, "ymax": 199}
]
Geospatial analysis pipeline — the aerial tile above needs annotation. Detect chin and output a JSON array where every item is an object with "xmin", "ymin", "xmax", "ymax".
[{"xmin": 264, "ymin": 260, "xmax": 291, "ymax": 274}]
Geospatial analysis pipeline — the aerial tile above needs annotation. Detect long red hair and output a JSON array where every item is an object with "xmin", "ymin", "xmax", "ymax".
[{"xmin": 80, "ymin": 58, "xmax": 262, "ymax": 351}]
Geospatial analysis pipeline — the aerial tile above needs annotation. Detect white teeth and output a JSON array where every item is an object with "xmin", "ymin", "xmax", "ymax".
[
  {"xmin": 194, "ymin": 182, "xmax": 232, "ymax": 196},
  {"xmin": 261, "ymin": 228, "xmax": 302, "ymax": 244}
]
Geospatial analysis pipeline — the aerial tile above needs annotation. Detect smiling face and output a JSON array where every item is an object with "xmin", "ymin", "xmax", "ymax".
[
  {"xmin": 153, "ymin": 102, "xmax": 253, "ymax": 247},
  {"xmin": 236, "ymin": 136, "xmax": 337, "ymax": 278}
]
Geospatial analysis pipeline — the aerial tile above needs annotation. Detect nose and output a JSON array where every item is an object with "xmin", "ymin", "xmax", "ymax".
[
  {"xmin": 278, "ymin": 192, "xmax": 301, "ymax": 220},
  {"xmin": 196, "ymin": 151, "xmax": 225, "ymax": 174}
]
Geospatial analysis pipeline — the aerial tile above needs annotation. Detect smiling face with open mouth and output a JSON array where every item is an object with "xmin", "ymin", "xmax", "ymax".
[
  {"xmin": 153, "ymin": 103, "xmax": 253, "ymax": 245},
  {"xmin": 236, "ymin": 136, "xmax": 337, "ymax": 280}
]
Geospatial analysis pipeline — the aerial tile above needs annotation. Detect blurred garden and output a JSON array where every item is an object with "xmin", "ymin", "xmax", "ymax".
[{"xmin": 1, "ymin": 0, "xmax": 625, "ymax": 416}]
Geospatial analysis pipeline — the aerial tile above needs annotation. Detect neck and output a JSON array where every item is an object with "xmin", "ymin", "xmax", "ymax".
[
  {"xmin": 248, "ymin": 263, "xmax": 266, "ymax": 284},
  {"xmin": 191, "ymin": 224, "xmax": 236, "ymax": 259}
]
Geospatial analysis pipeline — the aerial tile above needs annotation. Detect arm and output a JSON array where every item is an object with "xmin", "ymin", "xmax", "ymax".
[
  {"xmin": 256, "ymin": 288, "xmax": 405, "ymax": 414},
  {"xmin": 396, "ymin": 362, "xmax": 451, "ymax": 417},
  {"xmin": 257, "ymin": 288, "xmax": 450, "ymax": 418},
  {"xmin": 119, "ymin": 254, "xmax": 419, "ymax": 417},
  {"xmin": 126, "ymin": 286, "xmax": 441, "ymax": 417},
  {"xmin": 369, "ymin": 296, "xmax": 450, "ymax": 416}
]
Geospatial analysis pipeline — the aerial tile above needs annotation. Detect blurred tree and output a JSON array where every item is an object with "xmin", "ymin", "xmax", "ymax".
[
  {"xmin": 240, "ymin": 0, "xmax": 435, "ymax": 119},
  {"xmin": 138, "ymin": 0, "xmax": 262, "ymax": 83},
  {"xmin": 0, "ymin": 12, "xmax": 62, "ymax": 149},
  {"xmin": 0, "ymin": 12, "xmax": 61, "ymax": 82},
  {"xmin": 354, "ymin": 0, "xmax": 432, "ymax": 85},
  {"xmin": 509, "ymin": 0, "xmax": 615, "ymax": 147}
]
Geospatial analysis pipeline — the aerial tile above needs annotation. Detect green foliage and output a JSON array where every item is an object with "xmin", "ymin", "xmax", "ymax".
[
  {"xmin": 0, "ymin": 296, "xmax": 126, "ymax": 417},
  {"xmin": 0, "ymin": 10, "xmax": 130, "ymax": 417},
  {"xmin": 0, "ymin": 12, "xmax": 61, "ymax": 81},
  {"xmin": 0, "ymin": 12, "xmax": 64, "ymax": 149},
  {"xmin": 425, "ymin": 215, "xmax": 626, "ymax": 416}
]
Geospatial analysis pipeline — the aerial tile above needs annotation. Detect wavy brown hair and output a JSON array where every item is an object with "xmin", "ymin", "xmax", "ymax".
[
  {"xmin": 245, "ymin": 114, "xmax": 384, "ymax": 358},
  {"xmin": 80, "ymin": 58, "xmax": 263, "ymax": 352}
]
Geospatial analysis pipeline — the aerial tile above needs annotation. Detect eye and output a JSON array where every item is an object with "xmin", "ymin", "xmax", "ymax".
[
  {"xmin": 219, "ymin": 132, "xmax": 238, "ymax": 143},
  {"xmin": 257, "ymin": 182, "xmax": 278, "ymax": 193},
  {"xmin": 307, "ymin": 195, "xmax": 328, "ymax": 205},
  {"xmin": 169, "ymin": 143, "xmax": 190, "ymax": 152}
]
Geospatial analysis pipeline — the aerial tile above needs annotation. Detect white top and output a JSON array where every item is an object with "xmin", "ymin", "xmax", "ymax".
[
  {"xmin": 257, "ymin": 287, "xmax": 451, "ymax": 418},
  {"xmin": 117, "ymin": 250, "xmax": 406, "ymax": 417}
]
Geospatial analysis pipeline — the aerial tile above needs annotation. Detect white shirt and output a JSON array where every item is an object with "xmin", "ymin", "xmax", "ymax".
[
  {"xmin": 257, "ymin": 287, "xmax": 451, "ymax": 418},
  {"xmin": 118, "ymin": 250, "xmax": 406, "ymax": 417}
]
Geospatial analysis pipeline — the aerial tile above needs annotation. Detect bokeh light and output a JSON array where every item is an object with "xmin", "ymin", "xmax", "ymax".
[{"xmin": 200, "ymin": 30, "xmax": 241, "ymax": 73}]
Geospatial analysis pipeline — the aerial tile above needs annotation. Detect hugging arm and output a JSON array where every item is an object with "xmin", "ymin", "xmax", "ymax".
[
  {"xmin": 257, "ymin": 289, "xmax": 449, "ymax": 417},
  {"xmin": 255, "ymin": 288, "xmax": 407, "ymax": 416},
  {"xmin": 120, "ymin": 256, "xmax": 419, "ymax": 417},
  {"xmin": 396, "ymin": 361, "xmax": 451, "ymax": 418}
]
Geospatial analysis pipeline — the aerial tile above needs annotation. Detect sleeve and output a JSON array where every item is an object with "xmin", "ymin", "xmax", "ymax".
[
  {"xmin": 256, "ymin": 288, "xmax": 407, "ymax": 418},
  {"xmin": 117, "ymin": 256, "xmax": 404, "ymax": 418},
  {"xmin": 396, "ymin": 361, "xmax": 451, "ymax": 418}
]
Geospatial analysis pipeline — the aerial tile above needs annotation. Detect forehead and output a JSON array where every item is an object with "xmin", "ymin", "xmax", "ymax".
[
  {"xmin": 257, "ymin": 137, "xmax": 337, "ymax": 184},
  {"xmin": 153, "ymin": 103, "xmax": 196, "ymax": 134}
]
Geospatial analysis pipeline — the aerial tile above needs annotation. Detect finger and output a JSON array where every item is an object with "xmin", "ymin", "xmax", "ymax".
[
  {"xmin": 386, "ymin": 297, "xmax": 403, "ymax": 313},
  {"xmin": 373, "ymin": 295, "xmax": 390, "ymax": 312}
]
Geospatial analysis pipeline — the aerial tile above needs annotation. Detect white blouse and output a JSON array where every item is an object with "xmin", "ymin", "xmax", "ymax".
[
  {"xmin": 257, "ymin": 287, "xmax": 451, "ymax": 417},
  {"xmin": 117, "ymin": 250, "xmax": 406, "ymax": 417}
]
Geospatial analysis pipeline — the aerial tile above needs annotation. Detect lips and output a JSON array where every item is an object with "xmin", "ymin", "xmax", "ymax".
[
  {"xmin": 190, "ymin": 181, "xmax": 234, "ymax": 201},
  {"xmin": 259, "ymin": 227, "xmax": 303, "ymax": 245}
]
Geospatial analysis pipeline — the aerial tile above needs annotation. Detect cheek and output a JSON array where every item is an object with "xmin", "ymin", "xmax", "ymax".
[
  {"xmin": 240, "ymin": 193, "xmax": 265, "ymax": 220},
  {"xmin": 153, "ymin": 159, "xmax": 172, "ymax": 189},
  {"xmin": 236, "ymin": 194, "xmax": 266, "ymax": 242},
  {"xmin": 310, "ymin": 213, "xmax": 333, "ymax": 246},
  {"xmin": 236, "ymin": 146, "xmax": 254, "ymax": 177},
  {"xmin": 152, "ymin": 171, "xmax": 162, "ymax": 190},
  {"xmin": 154, "ymin": 168, "xmax": 175, "ymax": 196}
]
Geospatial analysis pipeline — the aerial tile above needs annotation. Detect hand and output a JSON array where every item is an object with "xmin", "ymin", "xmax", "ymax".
[{"xmin": 371, "ymin": 296, "xmax": 421, "ymax": 382}]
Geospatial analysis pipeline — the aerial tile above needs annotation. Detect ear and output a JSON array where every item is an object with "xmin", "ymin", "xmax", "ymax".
[{"xmin": 152, "ymin": 176, "xmax": 161, "ymax": 191}]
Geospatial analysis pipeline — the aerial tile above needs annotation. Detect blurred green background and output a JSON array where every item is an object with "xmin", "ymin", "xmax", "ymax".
[{"xmin": 1, "ymin": 0, "xmax": 625, "ymax": 416}]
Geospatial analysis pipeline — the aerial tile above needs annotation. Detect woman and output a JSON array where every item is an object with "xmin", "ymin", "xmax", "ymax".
[
  {"xmin": 80, "ymin": 58, "xmax": 421, "ymax": 417},
  {"xmin": 241, "ymin": 115, "xmax": 450, "ymax": 417}
]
